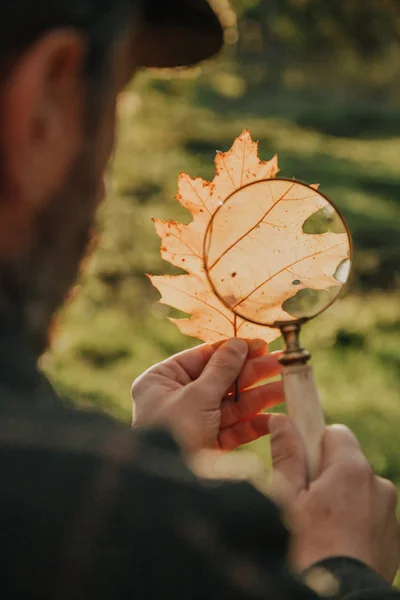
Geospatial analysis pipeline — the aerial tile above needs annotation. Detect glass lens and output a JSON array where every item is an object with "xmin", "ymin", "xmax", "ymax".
[{"xmin": 204, "ymin": 179, "xmax": 352, "ymax": 326}]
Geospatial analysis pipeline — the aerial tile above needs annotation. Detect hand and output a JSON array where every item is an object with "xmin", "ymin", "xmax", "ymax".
[
  {"xmin": 270, "ymin": 415, "xmax": 400, "ymax": 582},
  {"xmin": 132, "ymin": 338, "xmax": 283, "ymax": 452}
]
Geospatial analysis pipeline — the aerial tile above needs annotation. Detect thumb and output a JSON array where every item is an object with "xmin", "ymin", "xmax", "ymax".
[
  {"xmin": 194, "ymin": 339, "xmax": 248, "ymax": 401},
  {"xmin": 270, "ymin": 414, "xmax": 308, "ymax": 496},
  {"xmin": 321, "ymin": 424, "xmax": 363, "ymax": 470}
]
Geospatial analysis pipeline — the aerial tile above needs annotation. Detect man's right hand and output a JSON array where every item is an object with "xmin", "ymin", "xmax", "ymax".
[{"xmin": 270, "ymin": 415, "xmax": 400, "ymax": 583}]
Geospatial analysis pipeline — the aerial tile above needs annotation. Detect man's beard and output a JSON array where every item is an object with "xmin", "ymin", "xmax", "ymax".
[{"xmin": 0, "ymin": 141, "xmax": 103, "ymax": 357}]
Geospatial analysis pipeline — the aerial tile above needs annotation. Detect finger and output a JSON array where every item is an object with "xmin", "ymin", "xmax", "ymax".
[
  {"xmin": 270, "ymin": 414, "xmax": 308, "ymax": 495},
  {"xmin": 170, "ymin": 339, "xmax": 268, "ymax": 382},
  {"xmin": 193, "ymin": 339, "xmax": 249, "ymax": 399},
  {"xmin": 376, "ymin": 477, "xmax": 398, "ymax": 512},
  {"xmin": 165, "ymin": 343, "xmax": 215, "ymax": 382},
  {"xmin": 245, "ymin": 340, "xmax": 269, "ymax": 358},
  {"xmin": 226, "ymin": 352, "xmax": 282, "ymax": 394},
  {"xmin": 218, "ymin": 414, "xmax": 271, "ymax": 451},
  {"xmin": 321, "ymin": 425, "xmax": 364, "ymax": 470},
  {"xmin": 214, "ymin": 339, "xmax": 268, "ymax": 358},
  {"xmin": 221, "ymin": 381, "xmax": 284, "ymax": 428}
]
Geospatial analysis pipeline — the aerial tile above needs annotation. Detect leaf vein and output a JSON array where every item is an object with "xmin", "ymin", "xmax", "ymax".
[
  {"xmin": 208, "ymin": 182, "xmax": 297, "ymax": 271},
  {"xmin": 161, "ymin": 279, "xmax": 233, "ymax": 325},
  {"xmin": 232, "ymin": 241, "xmax": 347, "ymax": 309}
]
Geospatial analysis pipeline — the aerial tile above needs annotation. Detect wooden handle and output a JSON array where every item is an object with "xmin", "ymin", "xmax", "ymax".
[{"xmin": 282, "ymin": 364, "xmax": 325, "ymax": 481}]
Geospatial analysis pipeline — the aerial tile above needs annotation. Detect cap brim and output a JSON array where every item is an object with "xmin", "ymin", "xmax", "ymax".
[{"xmin": 137, "ymin": 0, "xmax": 224, "ymax": 68}]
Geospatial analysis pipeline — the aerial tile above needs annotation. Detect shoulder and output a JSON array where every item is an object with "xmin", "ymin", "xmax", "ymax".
[
  {"xmin": 0, "ymin": 402, "xmax": 305, "ymax": 600},
  {"xmin": 0, "ymin": 401, "xmax": 283, "ymax": 529},
  {"xmin": 0, "ymin": 398, "xmax": 284, "ymax": 513},
  {"xmin": 0, "ymin": 397, "xmax": 184, "ymax": 475}
]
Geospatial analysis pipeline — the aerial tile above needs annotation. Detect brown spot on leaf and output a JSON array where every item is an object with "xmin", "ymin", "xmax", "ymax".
[{"xmin": 223, "ymin": 294, "xmax": 238, "ymax": 307}]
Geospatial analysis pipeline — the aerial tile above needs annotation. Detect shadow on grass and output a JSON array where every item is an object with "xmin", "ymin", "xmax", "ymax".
[
  {"xmin": 196, "ymin": 85, "xmax": 400, "ymax": 140},
  {"xmin": 377, "ymin": 321, "xmax": 400, "ymax": 334}
]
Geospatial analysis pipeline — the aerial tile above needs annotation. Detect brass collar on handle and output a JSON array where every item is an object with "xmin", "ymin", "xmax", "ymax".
[{"xmin": 279, "ymin": 323, "xmax": 311, "ymax": 367}]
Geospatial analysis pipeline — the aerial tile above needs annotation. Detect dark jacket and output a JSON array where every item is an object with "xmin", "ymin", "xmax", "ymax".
[{"xmin": 0, "ymin": 315, "xmax": 398, "ymax": 599}]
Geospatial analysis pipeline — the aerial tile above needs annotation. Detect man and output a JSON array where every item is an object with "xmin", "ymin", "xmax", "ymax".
[{"xmin": 0, "ymin": 1, "xmax": 398, "ymax": 598}]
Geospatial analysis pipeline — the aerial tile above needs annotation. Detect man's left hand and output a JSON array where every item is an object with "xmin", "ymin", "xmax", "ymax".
[{"xmin": 132, "ymin": 339, "xmax": 283, "ymax": 452}]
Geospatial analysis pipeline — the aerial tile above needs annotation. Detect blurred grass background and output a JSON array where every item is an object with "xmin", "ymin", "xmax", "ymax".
[{"xmin": 42, "ymin": 0, "xmax": 400, "ymax": 489}]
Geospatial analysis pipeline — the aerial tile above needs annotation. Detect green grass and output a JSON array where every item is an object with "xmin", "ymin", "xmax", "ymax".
[{"xmin": 43, "ymin": 72, "xmax": 400, "ymax": 487}]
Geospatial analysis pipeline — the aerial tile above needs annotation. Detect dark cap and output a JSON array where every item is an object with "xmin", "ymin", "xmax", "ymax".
[
  {"xmin": 139, "ymin": 0, "xmax": 224, "ymax": 68},
  {"xmin": 0, "ymin": 0, "xmax": 224, "ymax": 71}
]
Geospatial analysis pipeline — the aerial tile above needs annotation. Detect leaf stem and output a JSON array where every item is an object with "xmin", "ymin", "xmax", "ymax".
[{"xmin": 234, "ymin": 314, "xmax": 240, "ymax": 403}]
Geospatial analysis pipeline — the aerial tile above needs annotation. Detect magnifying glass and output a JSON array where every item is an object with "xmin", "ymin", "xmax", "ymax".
[{"xmin": 203, "ymin": 178, "xmax": 352, "ymax": 481}]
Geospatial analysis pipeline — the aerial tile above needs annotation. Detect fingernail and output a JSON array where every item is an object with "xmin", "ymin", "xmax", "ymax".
[
  {"xmin": 227, "ymin": 338, "xmax": 248, "ymax": 357},
  {"xmin": 247, "ymin": 339, "xmax": 267, "ymax": 352},
  {"xmin": 269, "ymin": 414, "xmax": 287, "ymax": 434}
]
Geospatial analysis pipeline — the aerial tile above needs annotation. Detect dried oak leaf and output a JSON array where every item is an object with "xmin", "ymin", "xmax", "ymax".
[{"xmin": 149, "ymin": 130, "xmax": 347, "ymax": 344}]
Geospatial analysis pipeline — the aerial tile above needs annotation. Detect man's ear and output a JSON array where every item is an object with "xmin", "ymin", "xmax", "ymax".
[{"xmin": 1, "ymin": 30, "xmax": 86, "ymax": 211}]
